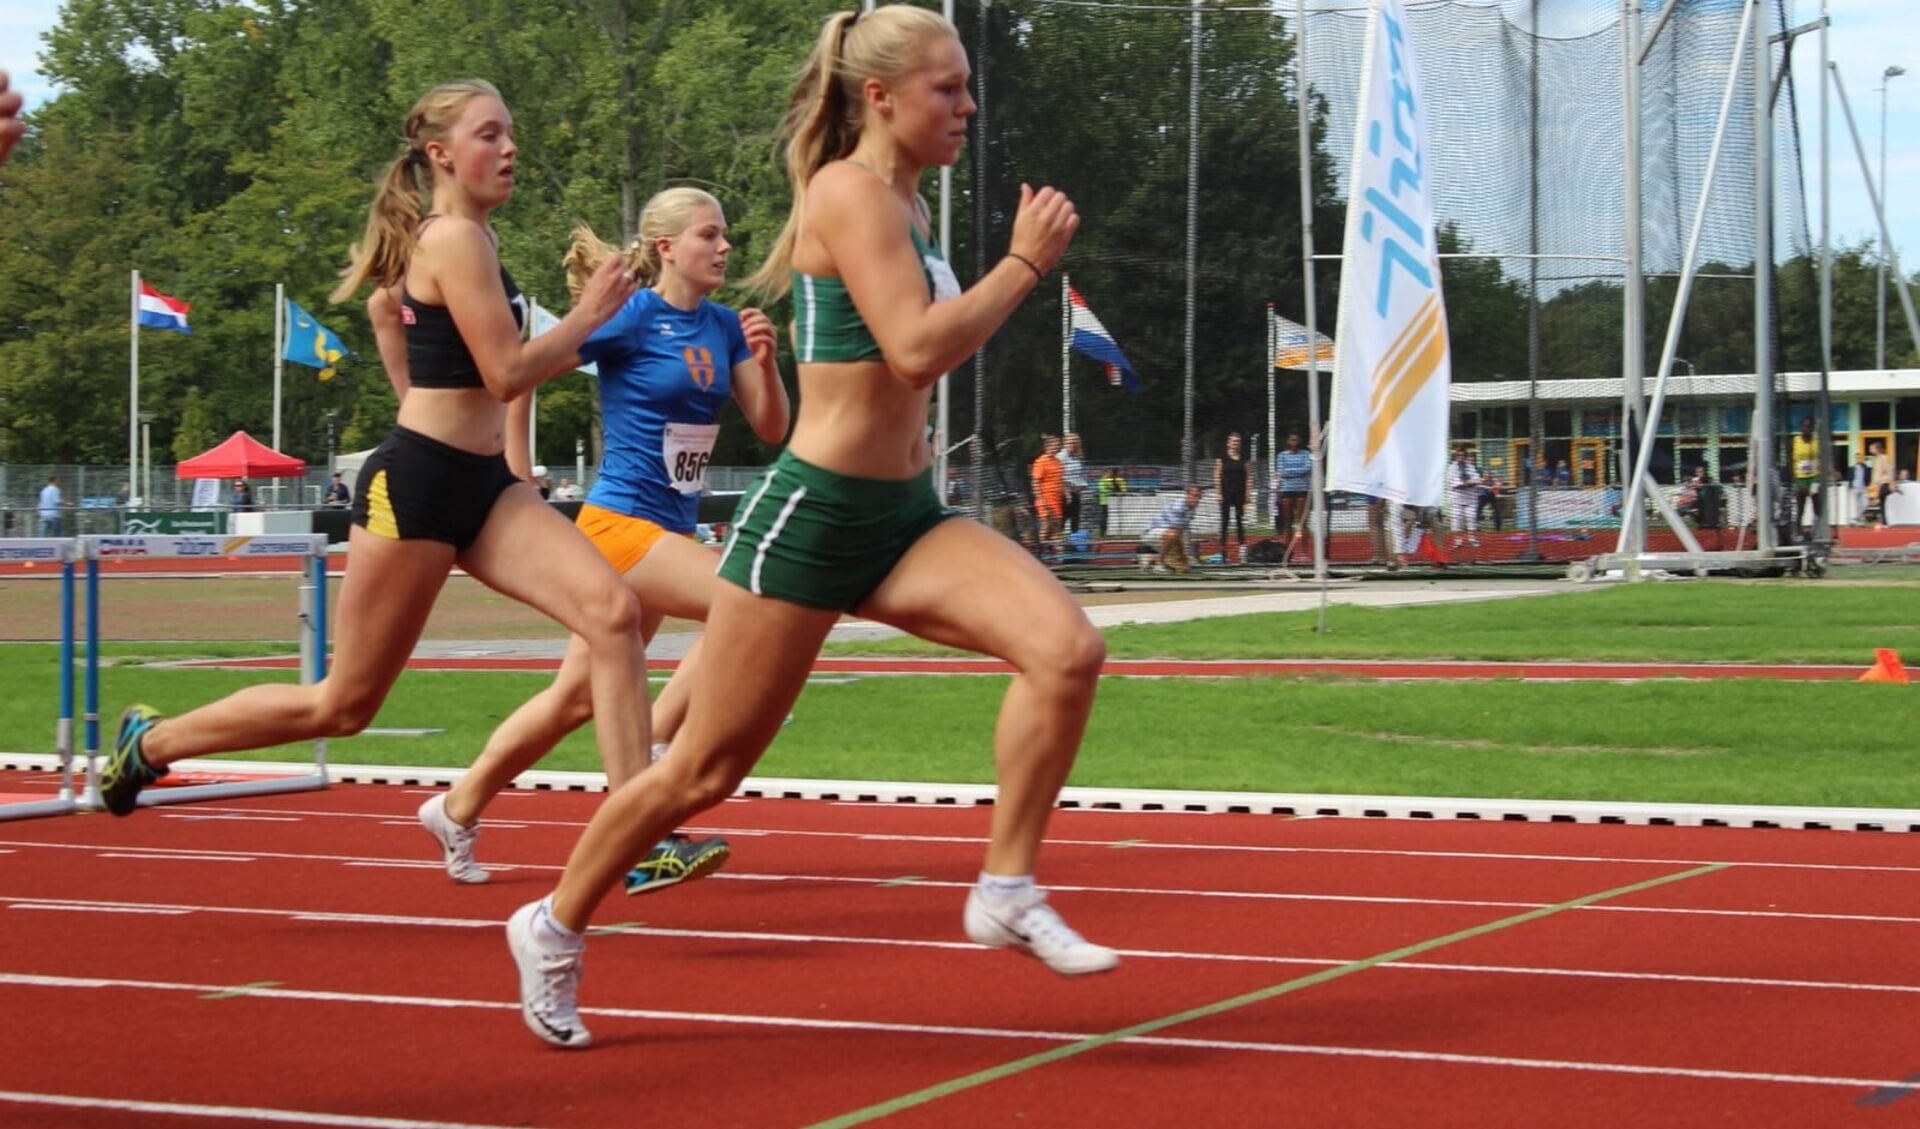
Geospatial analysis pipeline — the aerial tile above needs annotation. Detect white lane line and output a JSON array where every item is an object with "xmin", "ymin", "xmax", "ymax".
[
  {"xmin": 98, "ymin": 853, "xmax": 255, "ymax": 863},
  {"xmin": 2, "ymin": 838, "xmax": 1916, "ymax": 923},
  {"xmin": 9, "ymin": 904, "xmax": 191, "ymax": 915},
  {"xmin": 0, "ymin": 1090, "xmax": 538, "ymax": 1129},
  {"xmin": 160, "ymin": 814, "xmax": 301, "ymax": 822},
  {"xmin": 57, "ymin": 808, "xmax": 1920, "ymax": 876},
  {"xmin": 0, "ymin": 974, "xmax": 1909, "ymax": 1097},
  {"xmin": 5, "ymin": 895, "xmax": 1919, "ymax": 997}
]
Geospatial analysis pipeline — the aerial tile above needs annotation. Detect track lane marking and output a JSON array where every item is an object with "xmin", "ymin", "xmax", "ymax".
[
  {"xmin": 20, "ymin": 812, "xmax": 1920, "ymax": 875},
  {"xmin": 802, "ymin": 863, "xmax": 1733, "ymax": 1128},
  {"xmin": 0, "ymin": 1090, "xmax": 538, "ymax": 1129},
  {"xmin": 4, "ymin": 960, "xmax": 1916, "ymax": 1106}
]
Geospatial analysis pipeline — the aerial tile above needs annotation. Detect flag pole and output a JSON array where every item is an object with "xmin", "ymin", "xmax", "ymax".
[
  {"xmin": 1060, "ymin": 273, "xmax": 1072, "ymax": 436},
  {"xmin": 273, "ymin": 283, "xmax": 285, "ymax": 454},
  {"xmin": 129, "ymin": 269, "xmax": 140, "ymax": 506},
  {"xmin": 1296, "ymin": 0, "xmax": 1329, "ymax": 625},
  {"xmin": 1265, "ymin": 304, "xmax": 1276, "ymax": 524}
]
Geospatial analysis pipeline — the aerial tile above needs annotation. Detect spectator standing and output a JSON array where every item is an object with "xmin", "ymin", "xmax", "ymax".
[
  {"xmin": 1364, "ymin": 493, "xmax": 1392, "ymax": 567},
  {"xmin": 1095, "ymin": 466, "xmax": 1126, "ymax": 536},
  {"xmin": 230, "ymin": 479, "xmax": 255, "ymax": 512},
  {"xmin": 1098, "ymin": 466, "xmax": 1121, "ymax": 537},
  {"xmin": 552, "ymin": 476, "xmax": 584, "ymax": 502},
  {"xmin": 1213, "ymin": 432, "xmax": 1249, "ymax": 562},
  {"xmin": 324, "ymin": 473, "xmax": 353, "ymax": 508},
  {"xmin": 1446, "ymin": 446, "xmax": 1483, "ymax": 550},
  {"xmin": 1273, "ymin": 430, "xmax": 1312, "ymax": 537},
  {"xmin": 1848, "ymin": 452, "xmax": 1871, "ymax": 524},
  {"xmin": 1476, "ymin": 476, "xmax": 1505, "ymax": 531},
  {"xmin": 1553, "ymin": 459, "xmax": 1572, "ymax": 487},
  {"xmin": 1790, "ymin": 416, "xmax": 1821, "ymax": 539},
  {"xmin": 1030, "ymin": 434, "xmax": 1064, "ymax": 547},
  {"xmin": 1059, "ymin": 432, "xmax": 1088, "ymax": 534},
  {"xmin": 1869, "ymin": 440, "xmax": 1894, "ymax": 523},
  {"xmin": 37, "ymin": 475, "xmax": 62, "ymax": 537}
]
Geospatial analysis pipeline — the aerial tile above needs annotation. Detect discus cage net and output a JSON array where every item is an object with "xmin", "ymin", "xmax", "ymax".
[{"xmin": 936, "ymin": 0, "xmax": 1819, "ymax": 564}]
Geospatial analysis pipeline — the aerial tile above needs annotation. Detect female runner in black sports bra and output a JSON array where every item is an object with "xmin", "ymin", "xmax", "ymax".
[{"xmin": 100, "ymin": 80, "xmax": 649, "ymax": 819}]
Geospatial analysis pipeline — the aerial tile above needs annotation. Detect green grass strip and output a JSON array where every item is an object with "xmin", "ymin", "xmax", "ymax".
[{"xmin": 802, "ymin": 862, "xmax": 1727, "ymax": 1129}]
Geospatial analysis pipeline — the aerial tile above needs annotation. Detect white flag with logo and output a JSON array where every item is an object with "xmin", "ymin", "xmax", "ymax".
[
  {"xmin": 1326, "ymin": 0, "xmax": 1451, "ymax": 508},
  {"xmin": 530, "ymin": 300, "xmax": 597, "ymax": 376}
]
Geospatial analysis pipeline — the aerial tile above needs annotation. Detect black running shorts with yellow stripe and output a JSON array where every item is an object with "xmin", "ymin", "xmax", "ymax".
[
  {"xmin": 716, "ymin": 450, "xmax": 955, "ymax": 611},
  {"xmin": 352, "ymin": 426, "xmax": 523, "ymax": 551}
]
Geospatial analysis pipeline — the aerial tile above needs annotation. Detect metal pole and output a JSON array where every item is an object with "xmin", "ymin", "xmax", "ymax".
[
  {"xmin": 273, "ymin": 282, "xmax": 284, "ymax": 453},
  {"xmin": 1879, "ymin": 66, "xmax": 1906, "ymax": 371},
  {"xmin": 1265, "ymin": 305, "xmax": 1276, "ymax": 527},
  {"xmin": 1061, "ymin": 272, "xmax": 1072, "ymax": 436},
  {"xmin": 935, "ymin": 0, "xmax": 955, "ymax": 503},
  {"xmin": 1620, "ymin": 0, "xmax": 1648, "ymax": 557},
  {"xmin": 970, "ymin": 0, "xmax": 990, "ymax": 524},
  {"xmin": 1183, "ymin": 0, "xmax": 1201, "ymax": 484},
  {"xmin": 129, "ymin": 270, "xmax": 139, "ymax": 507},
  {"xmin": 1295, "ymin": 0, "xmax": 1327, "ymax": 615},
  {"xmin": 1752, "ymin": 0, "xmax": 1776, "ymax": 552}
]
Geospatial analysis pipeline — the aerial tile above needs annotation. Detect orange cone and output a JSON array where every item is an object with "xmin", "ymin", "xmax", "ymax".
[{"xmin": 1858, "ymin": 648, "xmax": 1910, "ymax": 684}]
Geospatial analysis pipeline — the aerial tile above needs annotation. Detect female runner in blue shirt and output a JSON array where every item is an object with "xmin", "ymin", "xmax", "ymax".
[
  {"xmin": 502, "ymin": 6, "xmax": 1116, "ymax": 1050},
  {"xmin": 418, "ymin": 187, "xmax": 788, "ymax": 893}
]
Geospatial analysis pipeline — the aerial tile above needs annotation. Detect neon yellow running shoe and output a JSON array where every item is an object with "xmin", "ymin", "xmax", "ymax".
[
  {"xmin": 101, "ymin": 705, "xmax": 167, "ymax": 816},
  {"xmin": 623, "ymin": 833, "xmax": 730, "ymax": 895}
]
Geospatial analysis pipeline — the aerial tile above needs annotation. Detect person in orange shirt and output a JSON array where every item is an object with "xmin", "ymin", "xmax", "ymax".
[{"xmin": 1030, "ymin": 434, "xmax": 1065, "ymax": 546}]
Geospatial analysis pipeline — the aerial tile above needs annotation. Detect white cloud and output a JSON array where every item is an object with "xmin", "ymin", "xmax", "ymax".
[{"xmin": 0, "ymin": 0, "xmax": 61, "ymax": 107}]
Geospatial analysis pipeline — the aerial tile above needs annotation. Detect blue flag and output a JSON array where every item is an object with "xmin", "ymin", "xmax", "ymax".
[{"xmin": 284, "ymin": 299, "xmax": 349, "ymax": 380}]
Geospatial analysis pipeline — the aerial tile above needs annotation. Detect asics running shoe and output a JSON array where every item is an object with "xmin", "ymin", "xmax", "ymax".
[
  {"xmin": 623, "ymin": 832, "xmax": 730, "ymax": 896},
  {"xmin": 101, "ymin": 705, "xmax": 168, "ymax": 817}
]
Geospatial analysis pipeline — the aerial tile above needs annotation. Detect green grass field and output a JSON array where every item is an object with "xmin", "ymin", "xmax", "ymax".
[{"xmin": 3, "ymin": 579, "xmax": 1915, "ymax": 809}]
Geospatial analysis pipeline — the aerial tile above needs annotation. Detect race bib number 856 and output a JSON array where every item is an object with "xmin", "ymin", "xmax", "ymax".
[{"xmin": 662, "ymin": 422, "xmax": 720, "ymax": 495}]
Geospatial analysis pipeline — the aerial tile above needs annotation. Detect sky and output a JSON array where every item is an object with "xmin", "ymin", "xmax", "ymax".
[{"xmin": 0, "ymin": 0, "xmax": 1913, "ymax": 265}]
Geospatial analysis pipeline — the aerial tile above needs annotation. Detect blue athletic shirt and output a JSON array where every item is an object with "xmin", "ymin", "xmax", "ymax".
[{"xmin": 578, "ymin": 288, "xmax": 752, "ymax": 532}]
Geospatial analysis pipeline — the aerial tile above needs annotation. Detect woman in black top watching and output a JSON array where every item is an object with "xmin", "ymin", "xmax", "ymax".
[
  {"xmin": 1214, "ymin": 431, "xmax": 1249, "ymax": 563},
  {"xmin": 98, "ymin": 79, "xmax": 645, "ymax": 815}
]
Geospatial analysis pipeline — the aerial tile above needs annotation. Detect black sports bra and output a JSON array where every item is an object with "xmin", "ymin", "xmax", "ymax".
[{"xmin": 402, "ymin": 265, "xmax": 526, "ymax": 390}]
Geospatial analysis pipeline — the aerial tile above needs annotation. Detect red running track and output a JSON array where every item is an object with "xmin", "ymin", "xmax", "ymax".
[{"xmin": 1, "ymin": 779, "xmax": 1918, "ymax": 1128}]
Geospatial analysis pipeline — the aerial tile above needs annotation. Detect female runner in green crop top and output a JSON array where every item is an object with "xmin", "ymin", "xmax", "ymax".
[{"xmin": 502, "ymin": 5, "xmax": 1116, "ymax": 1051}]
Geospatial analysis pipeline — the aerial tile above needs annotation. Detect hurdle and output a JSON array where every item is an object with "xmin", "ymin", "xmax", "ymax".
[
  {"xmin": 0, "ymin": 538, "xmax": 86, "ymax": 822},
  {"xmin": 68, "ymin": 533, "xmax": 334, "ymax": 811}
]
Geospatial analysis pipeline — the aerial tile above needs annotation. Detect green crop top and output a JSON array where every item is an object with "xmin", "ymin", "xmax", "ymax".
[{"xmin": 790, "ymin": 224, "xmax": 959, "ymax": 364}]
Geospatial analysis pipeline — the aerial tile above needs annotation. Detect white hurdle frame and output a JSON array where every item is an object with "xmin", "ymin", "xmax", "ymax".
[
  {"xmin": 0, "ymin": 538, "xmax": 86, "ymax": 822},
  {"xmin": 74, "ymin": 533, "xmax": 334, "ymax": 810}
]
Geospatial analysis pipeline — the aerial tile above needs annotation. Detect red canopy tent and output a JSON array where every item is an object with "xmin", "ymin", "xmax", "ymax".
[{"xmin": 174, "ymin": 431, "xmax": 307, "ymax": 479}]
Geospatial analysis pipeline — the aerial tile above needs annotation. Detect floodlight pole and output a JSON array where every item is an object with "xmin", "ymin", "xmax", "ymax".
[
  {"xmin": 1751, "ymin": 0, "xmax": 1777, "ymax": 553},
  {"xmin": 1619, "ymin": 0, "xmax": 1648, "ymax": 558}
]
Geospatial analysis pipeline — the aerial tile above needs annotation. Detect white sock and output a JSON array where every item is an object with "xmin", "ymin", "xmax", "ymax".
[
  {"xmin": 649, "ymin": 741, "xmax": 670, "ymax": 764},
  {"xmin": 976, "ymin": 872, "xmax": 1036, "ymax": 905},
  {"xmin": 532, "ymin": 895, "xmax": 582, "ymax": 950}
]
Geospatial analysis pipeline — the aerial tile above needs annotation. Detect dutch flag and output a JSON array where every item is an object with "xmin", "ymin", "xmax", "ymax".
[
  {"xmin": 138, "ymin": 281, "xmax": 192, "ymax": 334},
  {"xmin": 1067, "ymin": 284, "xmax": 1138, "ymax": 391}
]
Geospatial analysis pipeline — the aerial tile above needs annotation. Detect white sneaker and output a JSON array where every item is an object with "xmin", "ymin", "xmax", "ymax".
[
  {"xmin": 964, "ymin": 888, "xmax": 1119, "ymax": 976},
  {"xmin": 506, "ymin": 901, "xmax": 591, "ymax": 1049},
  {"xmin": 418, "ymin": 793, "xmax": 488, "ymax": 884}
]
